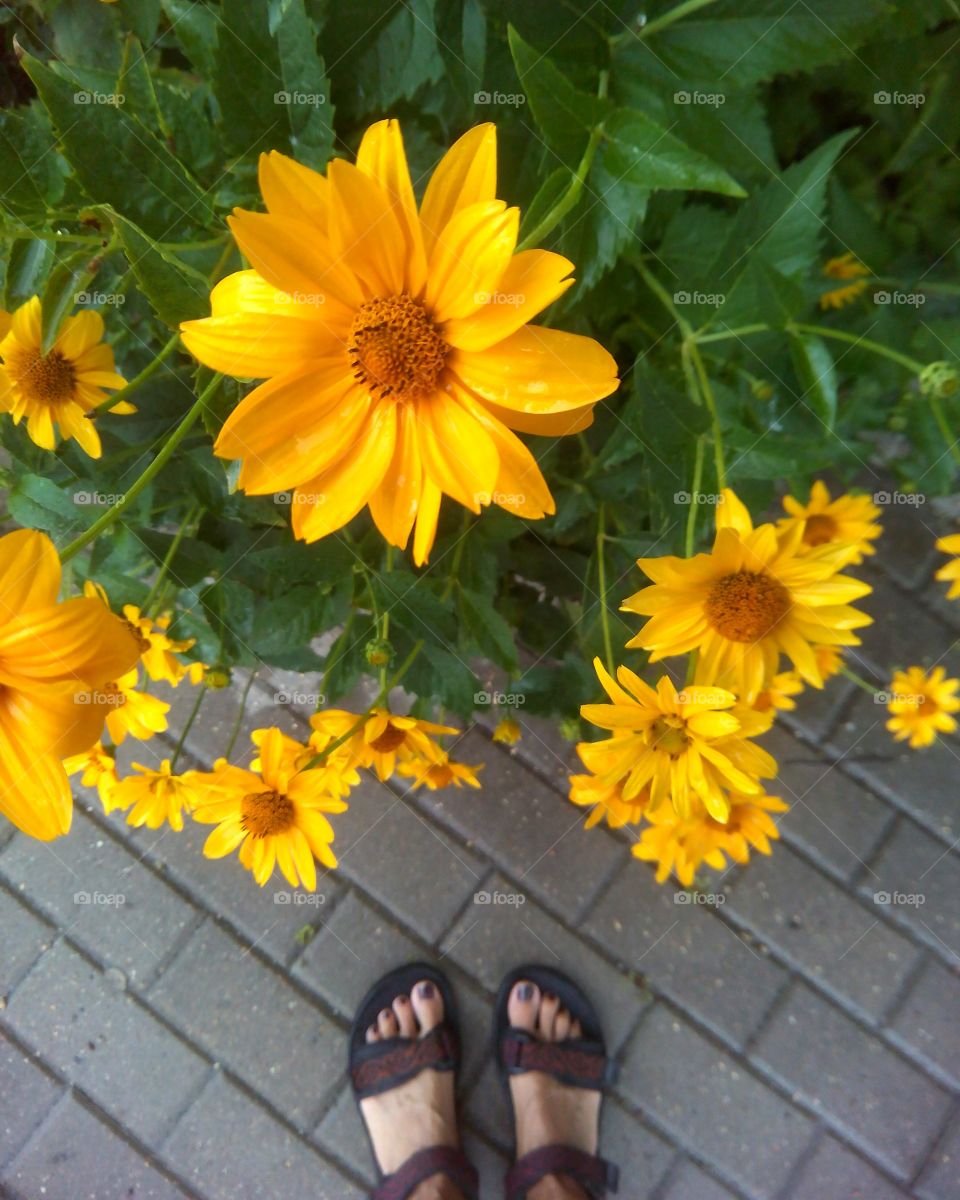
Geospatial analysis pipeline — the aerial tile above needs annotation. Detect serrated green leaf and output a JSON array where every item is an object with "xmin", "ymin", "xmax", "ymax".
[
  {"xmin": 789, "ymin": 332, "xmax": 838, "ymax": 431},
  {"xmin": 160, "ymin": 0, "xmax": 219, "ymax": 77},
  {"xmin": 9, "ymin": 473, "xmax": 80, "ymax": 537},
  {"xmin": 40, "ymin": 246, "xmax": 100, "ymax": 354},
  {"xmin": 458, "ymin": 586, "xmax": 518, "ymax": 673},
  {"xmin": 98, "ymin": 207, "xmax": 208, "ymax": 327},
  {"xmin": 601, "ymin": 109, "xmax": 746, "ymax": 199}
]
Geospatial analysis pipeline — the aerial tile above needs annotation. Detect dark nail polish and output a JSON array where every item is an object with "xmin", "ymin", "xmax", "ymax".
[
  {"xmin": 396, "ymin": 994, "xmax": 408, "ymax": 1004},
  {"xmin": 545, "ymin": 992, "xmax": 557, "ymax": 1002},
  {"xmin": 518, "ymin": 983, "xmax": 534, "ymax": 1001},
  {"xmin": 417, "ymin": 982, "xmax": 434, "ymax": 999},
  {"xmin": 380, "ymin": 1008, "xmax": 391, "ymax": 1020}
]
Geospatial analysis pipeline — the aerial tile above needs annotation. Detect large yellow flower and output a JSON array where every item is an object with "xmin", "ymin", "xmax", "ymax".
[
  {"xmin": 935, "ymin": 533, "xmax": 960, "ymax": 600},
  {"xmin": 108, "ymin": 759, "xmax": 200, "ymax": 830},
  {"xmin": 0, "ymin": 297, "xmax": 131, "ymax": 456},
  {"xmin": 191, "ymin": 727, "xmax": 348, "ymax": 888},
  {"xmin": 778, "ymin": 480, "xmax": 882, "ymax": 565},
  {"xmin": 578, "ymin": 659, "xmax": 776, "ymax": 821},
  {"xmin": 180, "ymin": 121, "xmax": 619, "ymax": 563},
  {"xmin": 0, "ymin": 530, "xmax": 139, "ymax": 839},
  {"xmin": 886, "ymin": 666, "xmax": 960, "ymax": 749},
  {"xmin": 623, "ymin": 488, "xmax": 873, "ymax": 700}
]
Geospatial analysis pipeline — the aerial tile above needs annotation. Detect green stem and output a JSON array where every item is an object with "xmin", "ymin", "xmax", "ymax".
[
  {"xmin": 839, "ymin": 662, "xmax": 879, "ymax": 695},
  {"xmin": 440, "ymin": 513, "xmax": 471, "ymax": 602},
  {"xmin": 597, "ymin": 505, "xmax": 615, "ymax": 676},
  {"xmin": 694, "ymin": 323, "xmax": 770, "ymax": 344},
  {"xmin": 929, "ymin": 394, "xmax": 960, "ymax": 468},
  {"xmin": 636, "ymin": 0, "xmax": 720, "ymax": 39},
  {"xmin": 142, "ymin": 501, "xmax": 202, "ymax": 617},
  {"xmin": 224, "ymin": 670, "xmax": 259, "ymax": 761},
  {"xmin": 169, "ymin": 685, "xmax": 205, "ymax": 771},
  {"xmin": 94, "ymin": 332, "xmax": 181, "ymax": 413},
  {"xmin": 687, "ymin": 341, "xmax": 726, "ymax": 488},
  {"xmin": 684, "ymin": 435, "xmax": 706, "ymax": 556},
  {"xmin": 380, "ymin": 545, "xmax": 394, "ymax": 690},
  {"xmin": 60, "ymin": 373, "xmax": 222, "ymax": 564},
  {"xmin": 789, "ymin": 323, "xmax": 925, "ymax": 374}
]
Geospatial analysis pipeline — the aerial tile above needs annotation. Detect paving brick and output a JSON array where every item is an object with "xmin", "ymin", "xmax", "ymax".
[
  {"xmin": 463, "ymin": 1059, "xmax": 511, "ymax": 1150},
  {"xmin": 758, "ymin": 722, "xmax": 827, "ymax": 766},
  {"xmin": 313, "ymin": 1084, "xmax": 375, "ymax": 1186},
  {"xmin": 727, "ymin": 844, "xmax": 919, "ymax": 1020},
  {"xmin": 872, "ymin": 499, "xmax": 943, "ymax": 591},
  {"xmin": 887, "ymin": 957, "xmax": 960, "ymax": 1086},
  {"xmin": 334, "ymin": 774, "xmax": 484, "ymax": 943},
  {"xmin": 584, "ymin": 861, "xmax": 784, "ymax": 1049},
  {"xmin": 659, "ymin": 1159, "xmax": 739, "ymax": 1200},
  {"xmin": 149, "ymin": 919, "xmax": 341, "ymax": 1130},
  {"xmin": 3, "ymin": 939, "xmax": 208, "ymax": 1146},
  {"xmin": 829, "ymin": 694, "xmax": 958, "ymax": 841},
  {"xmin": 752, "ymin": 982, "xmax": 951, "ymax": 1178},
  {"xmin": 440, "ymin": 873, "xmax": 648, "ymax": 1052},
  {"xmin": 0, "ymin": 887, "xmax": 53, "ymax": 999},
  {"xmin": 619, "ymin": 1005, "xmax": 814, "ymax": 1198},
  {"xmin": 2, "ymin": 1095, "xmax": 188, "ymax": 1200},
  {"xmin": 853, "ymin": 564, "xmax": 960, "ymax": 676},
  {"xmin": 0, "ymin": 811, "xmax": 196, "ymax": 989},
  {"xmin": 414, "ymin": 728, "xmax": 627, "ymax": 921},
  {"xmin": 0, "ymin": 1033, "xmax": 62, "ymax": 1170},
  {"xmin": 864, "ymin": 820, "xmax": 960, "ymax": 962},
  {"xmin": 164, "ymin": 1073, "xmax": 365, "ymax": 1200},
  {"xmin": 773, "ymin": 760, "xmax": 894, "ymax": 881},
  {"xmin": 781, "ymin": 675, "xmax": 857, "ymax": 743},
  {"xmin": 785, "ymin": 1134, "xmax": 911, "ymax": 1200},
  {"xmin": 460, "ymin": 1129, "xmax": 511, "ymax": 1196},
  {"xmin": 916, "ymin": 1113, "xmax": 960, "ymax": 1200},
  {"xmin": 600, "ymin": 1100, "xmax": 675, "ymax": 1196}
]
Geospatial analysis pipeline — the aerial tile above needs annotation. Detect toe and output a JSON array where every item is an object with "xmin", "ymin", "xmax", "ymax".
[
  {"xmin": 554, "ymin": 1007, "xmax": 571, "ymax": 1040},
  {"xmin": 570, "ymin": 1017, "xmax": 583, "ymax": 1039},
  {"xmin": 410, "ymin": 979, "xmax": 444, "ymax": 1034},
  {"xmin": 366, "ymin": 1023, "xmax": 379, "ymax": 1044},
  {"xmin": 507, "ymin": 980, "xmax": 541, "ymax": 1033},
  {"xmin": 378, "ymin": 1007, "xmax": 399, "ymax": 1038},
  {"xmin": 538, "ymin": 991, "xmax": 561, "ymax": 1040},
  {"xmin": 393, "ymin": 993, "xmax": 418, "ymax": 1037}
]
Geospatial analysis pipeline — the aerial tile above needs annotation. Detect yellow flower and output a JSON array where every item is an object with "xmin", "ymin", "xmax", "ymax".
[
  {"xmin": 109, "ymin": 760, "xmax": 200, "ymax": 831},
  {"xmin": 935, "ymin": 533, "xmax": 960, "ymax": 601},
  {"xmin": 99, "ymin": 668, "xmax": 170, "ymax": 744},
  {"xmin": 0, "ymin": 531, "xmax": 139, "ymax": 840},
  {"xmin": 886, "ymin": 666, "xmax": 960, "ymax": 749},
  {"xmin": 623, "ymin": 487, "xmax": 873, "ymax": 700},
  {"xmin": 632, "ymin": 792, "xmax": 788, "ymax": 886},
  {"xmin": 492, "ymin": 716, "xmax": 522, "ymax": 745},
  {"xmin": 191, "ymin": 727, "xmax": 348, "ymax": 888},
  {"xmin": 122, "ymin": 604, "xmax": 197, "ymax": 685},
  {"xmin": 180, "ymin": 120, "xmax": 619, "ymax": 564},
  {"xmin": 396, "ymin": 753, "xmax": 482, "ymax": 790},
  {"xmin": 309, "ymin": 706, "xmax": 457, "ymax": 781},
  {"xmin": 754, "ymin": 670, "xmax": 804, "ymax": 714},
  {"xmin": 63, "ymin": 741, "xmax": 119, "ymax": 811},
  {"xmin": 814, "ymin": 643, "xmax": 844, "ymax": 681},
  {"xmin": 578, "ymin": 659, "xmax": 776, "ymax": 822},
  {"xmin": 819, "ymin": 253, "xmax": 870, "ymax": 310},
  {"xmin": 0, "ymin": 297, "xmax": 131, "ymax": 456},
  {"xmin": 778, "ymin": 481, "xmax": 882, "ymax": 566},
  {"xmin": 569, "ymin": 771, "xmax": 649, "ymax": 830}
]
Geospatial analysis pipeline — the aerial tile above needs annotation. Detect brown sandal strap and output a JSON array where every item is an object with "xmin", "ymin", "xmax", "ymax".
[
  {"xmin": 500, "ymin": 1032, "xmax": 616, "ymax": 1089},
  {"xmin": 351, "ymin": 1025, "xmax": 459, "ymax": 1098},
  {"xmin": 506, "ymin": 1144, "xmax": 619, "ymax": 1199},
  {"xmin": 373, "ymin": 1145, "xmax": 478, "ymax": 1200}
]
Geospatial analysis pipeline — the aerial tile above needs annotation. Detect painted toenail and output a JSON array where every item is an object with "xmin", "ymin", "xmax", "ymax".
[
  {"xmin": 518, "ymin": 983, "xmax": 534, "ymax": 1001},
  {"xmin": 396, "ymin": 995, "xmax": 408, "ymax": 1005},
  {"xmin": 545, "ymin": 992, "xmax": 557, "ymax": 1002},
  {"xmin": 380, "ymin": 1009, "xmax": 391, "ymax": 1020},
  {"xmin": 417, "ymin": 982, "xmax": 434, "ymax": 999}
]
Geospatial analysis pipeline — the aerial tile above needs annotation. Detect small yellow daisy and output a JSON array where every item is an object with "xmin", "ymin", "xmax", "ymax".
[
  {"xmin": 886, "ymin": 666, "xmax": 960, "ymax": 749},
  {"xmin": 778, "ymin": 481, "xmax": 882, "ymax": 566},
  {"xmin": 819, "ymin": 253, "xmax": 870, "ymax": 311},
  {"xmin": 935, "ymin": 533, "xmax": 960, "ymax": 601}
]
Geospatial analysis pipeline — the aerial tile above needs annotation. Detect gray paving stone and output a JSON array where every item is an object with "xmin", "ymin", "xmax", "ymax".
[
  {"xmin": 752, "ymin": 982, "xmax": 951, "ymax": 1178},
  {"xmin": 0, "ymin": 1033, "xmax": 62, "ymax": 1171},
  {"xmin": 887, "ymin": 957, "xmax": 960, "ymax": 1086},
  {"xmin": 916, "ymin": 1113, "xmax": 960, "ymax": 1200},
  {"xmin": 414, "ymin": 728, "xmax": 628, "ymax": 921},
  {"xmin": 758, "ymin": 722, "xmax": 826, "ymax": 766},
  {"xmin": 3, "ymin": 939, "xmax": 209, "ymax": 1146},
  {"xmin": 463, "ymin": 1059, "xmax": 511, "ymax": 1150},
  {"xmin": 164, "ymin": 1072, "xmax": 365, "ymax": 1200},
  {"xmin": 873, "ymin": 500, "xmax": 942, "ymax": 591},
  {"xmin": 659, "ymin": 1159, "xmax": 739, "ymax": 1200},
  {"xmin": 440, "ymin": 873, "xmax": 647, "ymax": 1052},
  {"xmin": 584, "ymin": 861, "xmax": 784, "ymax": 1049},
  {"xmin": 781, "ymin": 675, "xmax": 857, "ymax": 743},
  {"xmin": 0, "ymin": 811, "xmax": 196, "ymax": 989},
  {"xmin": 0, "ymin": 887, "xmax": 53, "ymax": 999},
  {"xmin": 619, "ymin": 1005, "xmax": 814, "ymax": 1198},
  {"xmin": 600, "ymin": 1100, "xmax": 675, "ymax": 1197},
  {"xmin": 774, "ymin": 760, "xmax": 894, "ymax": 881},
  {"xmin": 864, "ymin": 820, "xmax": 960, "ymax": 963},
  {"xmin": 2, "ymin": 1095, "xmax": 188, "ymax": 1200},
  {"xmin": 460, "ymin": 1129, "xmax": 511, "ymax": 1197},
  {"xmin": 148, "ymin": 918, "xmax": 341, "ymax": 1130},
  {"xmin": 727, "ymin": 844, "xmax": 919, "ymax": 1020},
  {"xmin": 313, "ymin": 1084, "xmax": 375, "ymax": 1186},
  {"xmin": 853, "ymin": 564, "xmax": 960, "ymax": 676},
  {"xmin": 335, "ymin": 774, "xmax": 485, "ymax": 943},
  {"xmin": 785, "ymin": 1134, "xmax": 911, "ymax": 1200}
]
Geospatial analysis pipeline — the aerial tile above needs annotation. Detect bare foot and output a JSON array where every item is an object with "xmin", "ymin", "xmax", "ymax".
[{"xmin": 359, "ymin": 980, "xmax": 459, "ymax": 1178}]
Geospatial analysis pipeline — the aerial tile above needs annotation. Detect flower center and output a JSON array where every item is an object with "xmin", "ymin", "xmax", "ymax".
[
  {"xmin": 12, "ymin": 349, "xmax": 76, "ymax": 406},
  {"xmin": 918, "ymin": 696, "xmax": 938, "ymax": 717},
  {"xmin": 370, "ymin": 725, "xmax": 407, "ymax": 754},
  {"xmin": 349, "ymin": 294, "xmax": 447, "ymax": 402},
  {"xmin": 241, "ymin": 789, "xmax": 295, "ymax": 837},
  {"xmin": 124, "ymin": 618, "xmax": 151, "ymax": 653},
  {"xmin": 650, "ymin": 717, "xmax": 690, "ymax": 757},
  {"xmin": 705, "ymin": 570, "xmax": 791, "ymax": 643},
  {"xmin": 803, "ymin": 513, "xmax": 838, "ymax": 546}
]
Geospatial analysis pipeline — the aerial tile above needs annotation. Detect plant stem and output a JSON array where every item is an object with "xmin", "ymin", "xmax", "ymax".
[
  {"xmin": 597, "ymin": 505, "xmax": 615, "ymax": 675},
  {"xmin": 169, "ymin": 685, "xmax": 205, "ymax": 771},
  {"xmin": 929, "ymin": 394, "xmax": 960, "ymax": 467},
  {"xmin": 635, "ymin": 0, "xmax": 719, "ymax": 39},
  {"xmin": 380, "ymin": 545, "xmax": 394, "ymax": 690},
  {"xmin": 694, "ymin": 323, "xmax": 770, "ymax": 344},
  {"xmin": 93, "ymin": 332, "xmax": 181, "ymax": 413},
  {"xmin": 839, "ymin": 662, "xmax": 880, "ymax": 695},
  {"xmin": 60, "ymin": 373, "xmax": 222, "ymax": 564},
  {"xmin": 142, "ymin": 501, "xmax": 202, "ymax": 616},
  {"xmin": 687, "ymin": 340, "xmax": 727, "ymax": 488},
  {"xmin": 685, "ymin": 435, "xmax": 706, "ymax": 556},
  {"xmin": 224, "ymin": 670, "xmax": 259, "ymax": 760},
  {"xmin": 789, "ymin": 323, "xmax": 925, "ymax": 374}
]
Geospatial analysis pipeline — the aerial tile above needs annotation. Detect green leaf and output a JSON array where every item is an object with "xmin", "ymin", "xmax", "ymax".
[
  {"xmin": 458, "ymin": 587, "xmax": 518, "ymax": 673},
  {"xmin": 99, "ymin": 207, "xmax": 209, "ymax": 327},
  {"xmin": 22, "ymin": 53, "xmax": 212, "ymax": 239},
  {"xmin": 0, "ymin": 107, "xmax": 64, "ymax": 217},
  {"xmin": 600, "ymin": 109, "xmax": 746, "ymax": 199},
  {"xmin": 519, "ymin": 168, "xmax": 569, "ymax": 242},
  {"xmin": 789, "ymin": 332, "xmax": 838, "ymax": 431},
  {"xmin": 9, "ymin": 474, "xmax": 80, "ymax": 537},
  {"xmin": 160, "ymin": 0, "xmax": 219, "ymax": 77},
  {"xmin": 40, "ymin": 246, "xmax": 101, "ymax": 354}
]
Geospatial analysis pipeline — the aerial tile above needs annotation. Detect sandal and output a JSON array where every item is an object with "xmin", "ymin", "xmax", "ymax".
[
  {"xmin": 349, "ymin": 962, "xmax": 479, "ymax": 1200},
  {"xmin": 494, "ymin": 964, "xmax": 620, "ymax": 1199}
]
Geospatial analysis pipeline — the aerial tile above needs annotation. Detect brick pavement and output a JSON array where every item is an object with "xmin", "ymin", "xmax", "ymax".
[{"xmin": 1, "ymin": 499, "xmax": 959, "ymax": 1198}]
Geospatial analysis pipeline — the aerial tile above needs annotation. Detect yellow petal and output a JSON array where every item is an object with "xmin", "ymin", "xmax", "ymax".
[
  {"xmin": 0, "ymin": 598, "xmax": 139, "ymax": 688},
  {"xmin": 356, "ymin": 118, "xmax": 427, "ymax": 295},
  {"xmin": 368, "ymin": 401, "xmax": 422, "ymax": 548},
  {"xmin": 426, "ymin": 200, "xmax": 518, "ymax": 323},
  {"xmin": 327, "ymin": 158, "xmax": 405, "ymax": 297},
  {"xmin": 0, "ymin": 529, "xmax": 61, "ymax": 619},
  {"xmin": 289, "ymin": 825, "xmax": 317, "ymax": 891},
  {"xmin": 470, "ymin": 395, "xmax": 596, "ymax": 437},
  {"xmin": 203, "ymin": 820, "xmax": 247, "ymax": 858},
  {"xmin": 0, "ymin": 709, "xmax": 72, "ymax": 840},
  {"xmin": 181, "ymin": 308, "xmax": 344, "ymax": 379},
  {"xmin": 258, "ymin": 150, "xmax": 330, "ymax": 227},
  {"xmin": 417, "ymin": 387, "xmax": 499, "ymax": 510},
  {"xmin": 419, "ymin": 124, "xmax": 497, "ymax": 257},
  {"xmin": 55, "ymin": 309, "xmax": 104, "ymax": 361},
  {"xmin": 413, "ymin": 477, "xmax": 442, "ymax": 566}
]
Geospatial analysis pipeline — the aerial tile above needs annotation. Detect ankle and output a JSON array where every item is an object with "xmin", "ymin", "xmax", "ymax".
[
  {"xmin": 410, "ymin": 1173, "xmax": 466, "ymax": 1200},
  {"xmin": 529, "ymin": 1175, "xmax": 589, "ymax": 1200}
]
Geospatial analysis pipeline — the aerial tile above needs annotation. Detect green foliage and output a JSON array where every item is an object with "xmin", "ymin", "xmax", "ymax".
[{"xmin": 0, "ymin": 0, "xmax": 957, "ymax": 732}]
